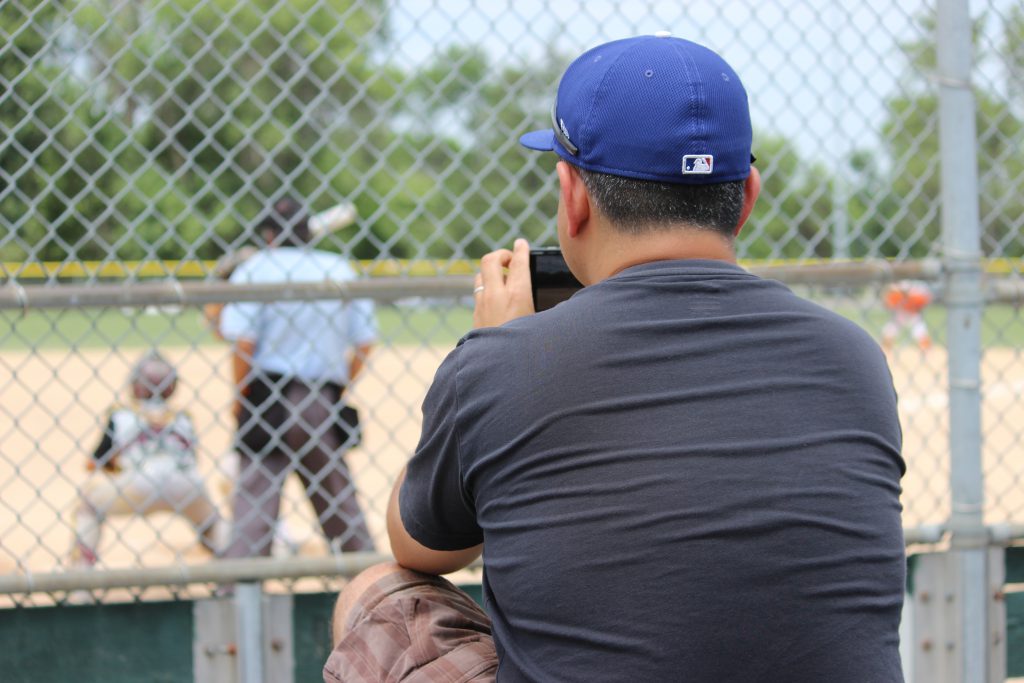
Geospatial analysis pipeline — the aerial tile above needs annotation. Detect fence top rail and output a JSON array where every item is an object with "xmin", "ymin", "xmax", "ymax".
[
  {"xmin": 0, "ymin": 276, "xmax": 476, "ymax": 310},
  {"xmin": 0, "ymin": 259, "xmax": 957, "ymax": 311},
  {"xmin": 0, "ymin": 553, "xmax": 395, "ymax": 595},
  {"xmin": 0, "ymin": 524, "xmax": 1005, "ymax": 596}
]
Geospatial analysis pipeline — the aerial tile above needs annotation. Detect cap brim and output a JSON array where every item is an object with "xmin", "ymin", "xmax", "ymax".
[{"xmin": 519, "ymin": 129, "xmax": 556, "ymax": 151}]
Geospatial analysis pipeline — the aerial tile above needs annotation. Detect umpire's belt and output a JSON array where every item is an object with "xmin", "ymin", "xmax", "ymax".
[{"xmin": 237, "ymin": 371, "xmax": 359, "ymax": 453}]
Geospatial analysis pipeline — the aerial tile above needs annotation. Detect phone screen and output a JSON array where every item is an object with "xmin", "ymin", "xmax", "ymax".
[{"xmin": 529, "ymin": 247, "xmax": 584, "ymax": 312}]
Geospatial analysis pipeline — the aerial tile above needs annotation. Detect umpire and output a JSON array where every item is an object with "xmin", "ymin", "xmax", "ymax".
[{"xmin": 219, "ymin": 197, "xmax": 377, "ymax": 558}]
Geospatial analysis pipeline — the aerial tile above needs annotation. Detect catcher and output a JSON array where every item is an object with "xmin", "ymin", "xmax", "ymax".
[{"xmin": 69, "ymin": 352, "xmax": 223, "ymax": 568}]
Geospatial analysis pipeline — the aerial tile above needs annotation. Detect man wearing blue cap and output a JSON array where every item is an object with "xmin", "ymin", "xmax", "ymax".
[{"xmin": 325, "ymin": 34, "xmax": 905, "ymax": 683}]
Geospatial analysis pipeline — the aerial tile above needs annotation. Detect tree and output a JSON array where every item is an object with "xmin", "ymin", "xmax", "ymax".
[
  {"xmin": 0, "ymin": 1, "xmax": 107, "ymax": 263},
  {"xmin": 863, "ymin": 8, "xmax": 1024, "ymax": 259},
  {"xmin": 372, "ymin": 43, "xmax": 567, "ymax": 261},
  {"xmin": 739, "ymin": 132, "xmax": 838, "ymax": 260},
  {"xmin": 68, "ymin": 0, "xmax": 397, "ymax": 262}
]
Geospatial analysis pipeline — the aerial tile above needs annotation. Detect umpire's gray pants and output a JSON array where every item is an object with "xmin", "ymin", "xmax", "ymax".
[{"xmin": 224, "ymin": 377, "xmax": 373, "ymax": 558}]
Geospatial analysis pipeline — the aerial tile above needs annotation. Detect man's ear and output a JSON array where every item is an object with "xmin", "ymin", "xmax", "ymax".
[
  {"xmin": 734, "ymin": 165, "xmax": 762, "ymax": 237},
  {"xmin": 556, "ymin": 161, "xmax": 591, "ymax": 238}
]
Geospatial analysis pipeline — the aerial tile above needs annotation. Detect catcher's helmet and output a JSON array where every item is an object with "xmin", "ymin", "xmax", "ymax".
[{"xmin": 129, "ymin": 352, "xmax": 178, "ymax": 400}]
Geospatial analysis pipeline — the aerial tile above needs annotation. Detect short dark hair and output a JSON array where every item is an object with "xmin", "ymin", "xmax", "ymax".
[
  {"xmin": 260, "ymin": 197, "xmax": 311, "ymax": 246},
  {"xmin": 575, "ymin": 166, "xmax": 745, "ymax": 237}
]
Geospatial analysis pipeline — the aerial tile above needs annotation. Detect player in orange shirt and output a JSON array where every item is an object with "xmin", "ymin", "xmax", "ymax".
[{"xmin": 881, "ymin": 280, "xmax": 933, "ymax": 350}]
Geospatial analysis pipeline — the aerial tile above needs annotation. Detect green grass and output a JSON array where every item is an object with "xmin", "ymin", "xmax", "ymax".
[
  {"xmin": 2, "ymin": 302, "xmax": 1022, "ymax": 351},
  {"xmin": 1, "ymin": 304, "xmax": 475, "ymax": 350},
  {"xmin": 384, "ymin": 305, "xmax": 473, "ymax": 345},
  {"xmin": 1, "ymin": 306, "xmax": 217, "ymax": 350}
]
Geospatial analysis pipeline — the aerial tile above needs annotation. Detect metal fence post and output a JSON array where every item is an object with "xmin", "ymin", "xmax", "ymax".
[
  {"xmin": 235, "ymin": 582, "xmax": 265, "ymax": 683},
  {"xmin": 936, "ymin": 0, "xmax": 991, "ymax": 681}
]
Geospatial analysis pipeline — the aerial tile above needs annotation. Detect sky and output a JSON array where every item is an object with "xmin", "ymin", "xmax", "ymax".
[{"xmin": 384, "ymin": 0, "xmax": 1014, "ymax": 164}]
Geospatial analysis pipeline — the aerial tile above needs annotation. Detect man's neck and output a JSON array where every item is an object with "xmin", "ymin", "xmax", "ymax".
[{"xmin": 589, "ymin": 227, "xmax": 737, "ymax": 282}]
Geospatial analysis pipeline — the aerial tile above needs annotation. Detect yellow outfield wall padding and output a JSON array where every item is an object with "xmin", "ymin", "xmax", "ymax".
[{"xmin": 2, "ymin": 258, "xmax": 1021, "ymax": 281}]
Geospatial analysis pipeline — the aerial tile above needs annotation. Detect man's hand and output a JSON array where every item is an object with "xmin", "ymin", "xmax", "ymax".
[{"xmin": 472, "ymin": 238, "xmax": 535, "ymax": 329}]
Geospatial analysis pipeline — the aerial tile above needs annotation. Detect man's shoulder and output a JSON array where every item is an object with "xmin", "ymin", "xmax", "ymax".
[
  {"xmin": 794, "ymin": 294, "xmax": 881, "ymax": 345},
  {"xmin": 450, "ymin": 313, "xmax": 566, "ymax": 383},
  {"xmin": 457, "ymin": 314, "xmax": 549, "ymax": 350}
]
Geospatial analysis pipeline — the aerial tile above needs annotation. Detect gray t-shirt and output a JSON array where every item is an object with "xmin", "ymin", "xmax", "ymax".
[{"xmin": 402, "ymin": 259, "xmax": 905, "ymax": 682}]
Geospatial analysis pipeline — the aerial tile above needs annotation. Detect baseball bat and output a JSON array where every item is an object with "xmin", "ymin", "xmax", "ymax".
[{"xmin": 309, "ymin": 201, "xmax": 357, "ymax": 236}]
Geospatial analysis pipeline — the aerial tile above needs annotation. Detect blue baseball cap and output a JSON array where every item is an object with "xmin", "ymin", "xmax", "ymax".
[{"xmin": 520, "ymin": 33, "xmax": 753, "ymax": 185}]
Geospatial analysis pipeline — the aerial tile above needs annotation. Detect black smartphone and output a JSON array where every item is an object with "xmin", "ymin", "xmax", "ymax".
[{"xmin": 529, "ymin": 247, "xmax": 583, "ymax": 312}]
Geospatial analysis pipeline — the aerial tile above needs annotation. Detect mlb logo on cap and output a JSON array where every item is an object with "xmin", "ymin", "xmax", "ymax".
[{"xmin": 683, "ymin": 155, "xmax": 714, "ymax": 175}]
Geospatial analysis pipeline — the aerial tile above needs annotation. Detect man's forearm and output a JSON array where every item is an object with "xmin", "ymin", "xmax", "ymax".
[{"xmin": 387, "ymin": 466, "xmax": 482, "ymax": 575}]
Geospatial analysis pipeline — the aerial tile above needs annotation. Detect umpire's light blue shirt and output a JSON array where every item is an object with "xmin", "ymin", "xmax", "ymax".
[{"xmin": 220, "ymin": 247, "xmax": 377, "ymax": 385}]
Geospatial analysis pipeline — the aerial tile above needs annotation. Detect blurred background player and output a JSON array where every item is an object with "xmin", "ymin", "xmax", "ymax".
[
  {"xmin": 69, "ymin": 352, "xmax": 223, "ymax": 570},
  {"xmin": 219, "ymin": 196, "xmax": 376, "ymax": 559},
  {"xmin": 205, "ymin": 200, "xmax": 360, "ymax": 556},
  {"xmin": 881, "ymin": 279, "xmax": 934, "ymax": 351}
]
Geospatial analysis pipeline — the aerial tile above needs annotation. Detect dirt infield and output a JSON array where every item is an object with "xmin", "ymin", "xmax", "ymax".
[
  {"xmin": 1, "ymin": 344, "xmax": 1022, "ymax": 575},
  {"xmin": 0, "ymin": 344, "xmax": 447, "ymax": 574}
]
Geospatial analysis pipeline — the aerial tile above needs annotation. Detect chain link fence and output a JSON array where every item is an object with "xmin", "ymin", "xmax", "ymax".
[{"xmin": 1, "ymin": 0, "xmax": 1023, "ymax": 609}]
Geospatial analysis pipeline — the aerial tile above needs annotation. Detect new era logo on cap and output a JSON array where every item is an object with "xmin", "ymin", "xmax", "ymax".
[{"xmin": 683, "ymin": 155, "xmax": 714, "ymax": 175}]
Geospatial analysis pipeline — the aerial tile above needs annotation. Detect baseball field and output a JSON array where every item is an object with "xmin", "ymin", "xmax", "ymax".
[{"xmin": 1, "ymin": 303, "xmax": 1022, "ymax": 579}]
